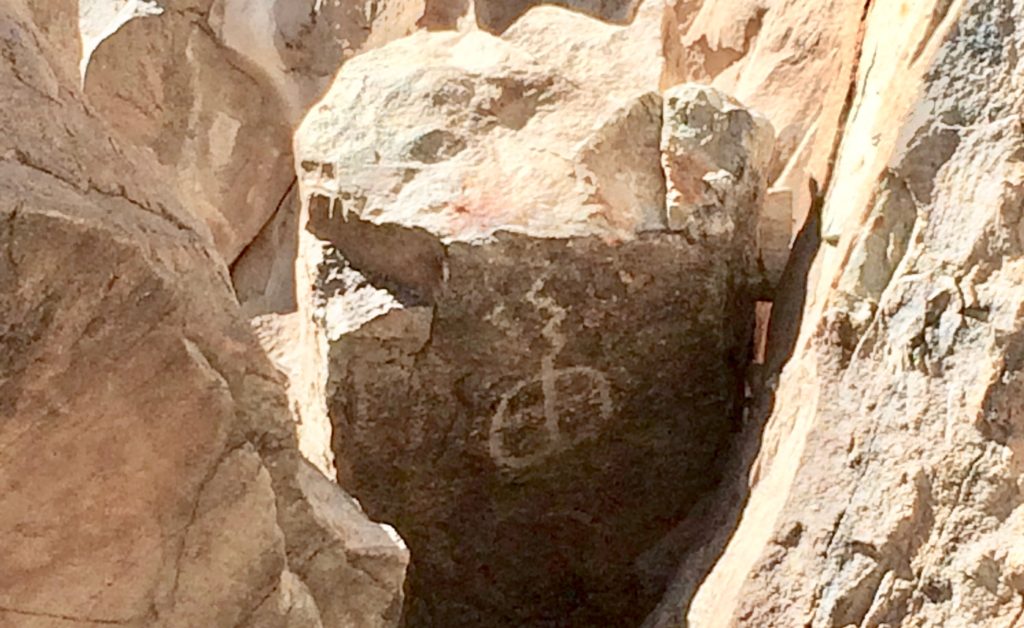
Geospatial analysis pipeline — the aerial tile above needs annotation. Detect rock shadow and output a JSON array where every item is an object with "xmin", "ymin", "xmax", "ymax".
[
  {"xmin": 422, "ymin": 0, "xmax": 643, "ymax": 34},
  {"xmin": 642, "ymin": 178, "xmax": 824, "ymax": 627}
]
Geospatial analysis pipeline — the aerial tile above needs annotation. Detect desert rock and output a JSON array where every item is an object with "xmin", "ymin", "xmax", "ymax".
[
  {"xmin": 0, "ymin": 1, "xmax": 406, "ymax": 626},
  {"xmin": 650, "ymin": 0, "xmax": 1024, "ymax": 626},
  {"xmin": 294, "ymin": 23, "xmax": 772, "ymax": 626},
  {"xmin": 7, "ymin": 0, "xmax": 1024, "ymax": 626}
]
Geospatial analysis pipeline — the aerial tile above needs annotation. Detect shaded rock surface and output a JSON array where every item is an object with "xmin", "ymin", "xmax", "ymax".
[
  {"xmin": 473, "ymin": 0, "xmax": 640, "ymax": 33},
  {"xmin": 294, "ymin": 22, "xmax": 772, "ymax": 627}
]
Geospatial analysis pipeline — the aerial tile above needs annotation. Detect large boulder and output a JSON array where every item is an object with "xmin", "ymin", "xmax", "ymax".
[
  {"xmin": 294, "ymin": 23, "xmax": 773, "ymax": 626},
  {"xmin": 0, "ymin": 2, "xmax": 406, "ymax": 625}
]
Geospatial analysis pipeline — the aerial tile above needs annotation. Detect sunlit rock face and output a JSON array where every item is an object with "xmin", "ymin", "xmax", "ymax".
[
  {"xmin": 650, "ymin": 1, "xmax": 1024, "ymax": 627},
  {"xmin": 0, "ymin": 2, "xmax": 407, "ymax": 627},
  {"xmin": 13, "ymin": 0, "xmax": 1022, "ymax": 626}
]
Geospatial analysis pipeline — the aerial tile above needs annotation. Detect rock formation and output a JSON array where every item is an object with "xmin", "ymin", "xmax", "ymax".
[
  {"xmin": 1, "ymin": 1, "xmax": 406, "ymax": 626},
  {"xmin": 650, "ymin": 0, "xmax": 1024, "ymax": 627},
  {"xmin": 6, "ymin": 0, "xmax": 1024, "ymax": 626},
  {"xmin": 291, "ymin": 13, "xmax": 775, "ymax": 622}
]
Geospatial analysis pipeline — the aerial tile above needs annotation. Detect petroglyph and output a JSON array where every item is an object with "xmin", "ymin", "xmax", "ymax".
[{"xmin": 488, "ymin": 277, "xmax": 614, "ymax": 469}]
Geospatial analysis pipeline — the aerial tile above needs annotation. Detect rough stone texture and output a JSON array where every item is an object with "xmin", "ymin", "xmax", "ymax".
[
  {"xmin": 669, "ymin": 0, "xmax": 869, "ymax": 232},
  {"xmin": 297, "ymin": 28, "xmax": 667, "ymax": 241},
  {"xmin": 78, "ymin": 0, "xmax": 445, "ymax": 266},
  {"xmin": 412, "ymin": 0, "xmax": 642, "ymax": 33},
  {"xmin": 211, "ymin": 0, "xmax": 481, "ymax": 473},
  {"xmin": 78, "ymin": 0, "xmax": 162, "ymax": 81},
  {"xmin": 15, "ymin": 0, "xmax": 1024, "ymax": 626},
  {"xmin": 502, "ymin": 0, "xmax": 681, "ymax": 97},
  {"xmin": 474, "ymin": 0, "xmax": 640, "ymax": 33},
  {"xmin": 230, "ymin": 0, "xmax": 704, "ymax": 477},
  {"xmin": 0, "ymin": 2, "xmax": 406, "ymax": 626},
  {"xmin": 661, "ymin": 83, "xmax": 775, "ymax": 274},
  {"xmin": 647, "ymin": 0, "xmax": 1024, "ymax": 626},
  {"xmin": 207, "ymin": 0, "xmax": 430, "ymax": 122},
  {"xmin": 75, "ymin": 0, "xmax": 452, "ymax": 475},
  {"xmin": 78, "ymin": 0, "xmax": 294, "ymax": 264},
  {"xmin": 294, "ymin": 23, "xmax": 771, "ymax": 627}
]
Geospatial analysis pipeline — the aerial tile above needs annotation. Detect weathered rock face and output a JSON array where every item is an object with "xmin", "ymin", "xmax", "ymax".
[
  {"xmin": 645, "ymin": 0, "xmax": 1024, "ymax": 626},
  {"xmin": 294, "ymin": 21, "xmax": 773, "ymax": 626},
  {"xmin": 411, "ymin": 0, "xmax": 642, "ymax": 33},
  {"xmin": 0, "ymin": 2, "xmax": 406, "ymax": 626},
  {"xmin": 77, "ymin": 0, "xmax": 447, "ymax": 265},
  {"xmin": 79, "ymin": 0, "xmax": 295, "ymax": 264},
  {"xmin": 72, "ymin": 0, "xmax": 461, "ymax": 479},
  {"xmin": 15, "ymin": 0, "xmax": 1024, "ymax": 626},
  {"xmin": 206, "ymin": 0, "xmax": 434, "ymax": 120},
  {"xmin": 639, "ymin": 0, "xmax": 871, "ymax": 290},
  {"xmin": 231, "ymin": 0, "xmax": 691, "ymax": 314},
  {"xmin": 473, "ymin": 0, "xmax": 640, "ymax": 33}
]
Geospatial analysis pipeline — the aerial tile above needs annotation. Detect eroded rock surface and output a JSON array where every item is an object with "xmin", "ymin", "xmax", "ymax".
[
  {"xmin": 649, "ymin": 1, "xmax": 1024, "ymax": 627},
  {"xmin": 11, "ymin": 0, "xmax": 1024, "ymax": 626},
  {"xmin": 80, "ymin": 0, "xmax": 294, "ymax": 264},
  {"xmin": 0, "ymin": 2, "xmax": 406, "ymax": 626},
  {"xmin": 473, "ymin": 0, "xmax": 640, "ymax": 33},
  {"xmin": 78, "ymin": 0, "xmax": 449, "ymax": 265},
  {"xmin": 294, "ymin": 23, "xmax": 772, "ymax": 626}
]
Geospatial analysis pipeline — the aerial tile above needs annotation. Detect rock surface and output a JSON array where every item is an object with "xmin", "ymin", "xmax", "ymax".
[
  {"xmin": 79, "ymin": 0, "xmax": 449, "ymax": 265},
  {"xmin": 649, "ymin": 0, "xmax": 1024, "ymax": 626},
  {"xmin": 80, "ymin": 0, "xmax": 295, "ymax": 263},
  {"xmin": 473, "ymin": 0, "xmax": 640, "ymax": 33},
  {"xmin": 0, "ymin": 1, "xmax": 406, "ymax": 626},
  {"xmin": 8, "ymin": 0, "xmax": 1024, "ymax": 626},
  {"xmin": 294, "ymin": 22, "xmax": 772, "ymax": 626}
]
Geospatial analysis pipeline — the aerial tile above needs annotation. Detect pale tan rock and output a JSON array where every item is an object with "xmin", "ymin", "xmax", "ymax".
[
  {"xmin": 246, "ymin": 570, "xmax": 324, "ymax": 628},
  {"xmin": 759, "ymin": 187, "xmax": 794, "ymax": 287},
  {"xmin": 19, "ymin": 0, "xmax": 1024, "ymax": 626},
  {"xmin": 207, "ymin": 0, "xmax": 429, "ymax": 123},
  {"xmin": 296, "ymin": 7, "xmax": 743, "ymax": 246},
  {"xmin": 78, "ymin": 0, "xmax": 443, "ymax": 266},
  {"xmin": 80, "ymin": 4, "xmax": 294, "ymax": 264},
  {"xmin": 78, "ymin": 0, "xmax": 448, "ymax": 476},
  {"xmin": 656, "ymin": 1, "xmax": 1024, "ymax": 627},
  {"xmin": 156, "ymin": 446, "xmax": 287, "ymax": 627},
  {"xmin": 266, "ymin": 450, "xmax": 409, "ymax": 626},
  {"xmin": 502, "ymin": 0, "xmax": 680, "ymax": 97},
  {"xmin": 233, "ymin": 186, "xmax": 300, "ymax": 318},
  {"xmin": 670, "ymin": 0, "xmax": 869, "ymax": 237},
  {"xmin": 283, "ymin": 457, "xmax": 409, "ymax": 628},
  {"xmin": 211, "ymin": 0, "xmax": 487, "ymax": 472}
]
